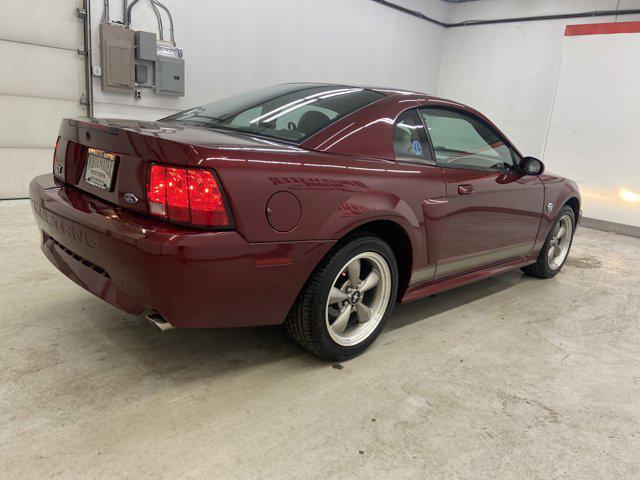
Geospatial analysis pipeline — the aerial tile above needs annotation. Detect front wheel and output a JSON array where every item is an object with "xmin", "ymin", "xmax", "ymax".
[
  {"xmin": 285, "ymin": 235, "xmax": 398, "ymax": 360},
  {"xmin": 522, "ymin": 205, "xmax": 575, "ymax": 278}
]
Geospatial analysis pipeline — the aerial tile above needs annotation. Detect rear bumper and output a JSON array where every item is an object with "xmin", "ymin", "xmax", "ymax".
[{"xmin": 30, "ymin": 174, "xmax": 334, "ymax": 328}]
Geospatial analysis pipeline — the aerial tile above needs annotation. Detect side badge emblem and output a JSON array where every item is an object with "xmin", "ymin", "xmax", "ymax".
[
  {"xmin": 547, "ymin": 202, "xmax": 554, "ymax": 213},
  {"xmin": 124, "ymin": 193, "xmax": 139, "ymax": 204}
]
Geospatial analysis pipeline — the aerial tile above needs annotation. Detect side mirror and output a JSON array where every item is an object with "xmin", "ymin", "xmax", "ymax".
[{"xmin": 520, "ymin": 156, "xmax": 544, "ymax": 176}]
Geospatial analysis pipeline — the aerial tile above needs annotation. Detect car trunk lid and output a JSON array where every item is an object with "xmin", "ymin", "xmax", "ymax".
[{"xmin": 53, "ymin": 118, "xmax": 286, "ymax": 217}]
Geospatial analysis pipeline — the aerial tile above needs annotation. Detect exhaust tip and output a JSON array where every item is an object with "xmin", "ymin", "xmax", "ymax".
[{"xmin": 145, "ymin": 312, "xmax": 175, "ymax": 331}]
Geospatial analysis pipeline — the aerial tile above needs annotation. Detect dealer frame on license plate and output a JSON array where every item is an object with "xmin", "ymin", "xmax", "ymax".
[{"xmin": 84, "ymin": 148, "xmax": 117, "ymax": 191}]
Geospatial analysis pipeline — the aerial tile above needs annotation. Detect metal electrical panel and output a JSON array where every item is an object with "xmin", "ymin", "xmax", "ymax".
[
  {"xmin": 99, "ymin": 23, "xmax": 134, "ymax": 92},
  {"xmin": 155, "ymin": 56, "xmax": 185, "ymax": 96},
  {"xmin": 132, "ymin": 30, "xmax": 185, "ymax": 96},
  {"xmin": 134, "ymin": 31, "xmax": 156, "ymax": 87},
  {"xmin": 135, "ymin": 30, "xmax": 157, "ymax": 61}
]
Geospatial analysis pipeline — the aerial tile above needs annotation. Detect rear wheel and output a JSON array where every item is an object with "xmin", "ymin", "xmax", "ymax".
[
  {"xmin": 522, "ymin": 205, "xmax": 575, "ymax": 278},
  {"xmin": 285, "ymin": 235, "xmax": 398, "ymax": 360}
]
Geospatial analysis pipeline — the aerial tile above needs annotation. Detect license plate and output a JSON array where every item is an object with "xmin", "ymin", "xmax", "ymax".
[{"xmin": 84, "ymin": 149, "xmax": 117, "ymax": 191}]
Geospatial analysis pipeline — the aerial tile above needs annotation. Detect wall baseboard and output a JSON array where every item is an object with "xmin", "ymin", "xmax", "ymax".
[{"xmin": 580, "ymin": 217, "xmax": 640, "ymax": 239}]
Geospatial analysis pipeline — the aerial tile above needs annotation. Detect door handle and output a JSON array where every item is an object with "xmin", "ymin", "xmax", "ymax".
[{"xmin": 458, "ymin": 184, "xmax": 474, "ymax": 195}]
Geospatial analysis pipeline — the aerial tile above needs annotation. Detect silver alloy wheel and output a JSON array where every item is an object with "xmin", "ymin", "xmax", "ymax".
[
  {"xmin": 325, "ymin": 252, "xmax": 392, "ymax": 347},
  {"xmin": 547, "ymin": 214, "xmax": 573, "ymax": 270}
]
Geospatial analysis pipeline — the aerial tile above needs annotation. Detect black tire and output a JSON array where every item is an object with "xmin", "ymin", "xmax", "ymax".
[
  {"xmin": 522, "ymin": 205, "xmax": 575, "ymax": 278},
  {"xmin": 285, "ymin": 234, "xmax": 399, "ymax": 360}
]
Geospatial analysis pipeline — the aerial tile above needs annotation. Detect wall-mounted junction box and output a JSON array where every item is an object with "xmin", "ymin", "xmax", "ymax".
[
  {"xmin": 135, "ymin": 30, "xmax": 157, "ymax": 61},
  {"xmin": 98, "ymin": 25, "xmax": 184, "ymax": 97},
  {"xmin": 133, "ymin": 30, "xmax": 185, "ymax": 96},
  {"xmin": 99, "ymin": 23, "xmax": 134, "ymax": 92},
  {"xmin": 155, "ymin": 55, "xmax": 185, "ymax": 96},
  {"xmin": 134, "ymin": 30, "xmax": 156, "ymax": 87}
]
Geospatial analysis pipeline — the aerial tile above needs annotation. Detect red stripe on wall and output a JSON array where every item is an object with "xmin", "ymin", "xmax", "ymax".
[{"xmin": 565, "ymin": 21, "xmax": 640, "ymax": 36}]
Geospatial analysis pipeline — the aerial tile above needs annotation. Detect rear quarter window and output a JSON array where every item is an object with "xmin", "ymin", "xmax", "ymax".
[{"xmin": 165, "ymin": 85, "xmax": 385, "ymax": 143}]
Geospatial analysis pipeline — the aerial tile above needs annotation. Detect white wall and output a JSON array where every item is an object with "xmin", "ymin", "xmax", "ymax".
[
  {"xmin": 438, "ymin": 0, "xmax": 640, "ymax": 157},
  {"xmin": 437, "ymin": 0, "xmax": 640, "ymax": 226},
  {"xmin": 0, "ymin": 0, "xmax": 87, "ymax": 198},
  {"xmin": 544, "ymin": 32, "xmax": 640, "ymax": 227},
  {"xmin": 90, "ymin": 0, "xmax": 450, "ymax": 120}
]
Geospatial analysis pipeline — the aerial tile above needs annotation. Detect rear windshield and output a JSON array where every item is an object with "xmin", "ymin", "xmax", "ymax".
[{"xmin": 162, "ymin": 84, "xmax": 385, "ymax": 143}]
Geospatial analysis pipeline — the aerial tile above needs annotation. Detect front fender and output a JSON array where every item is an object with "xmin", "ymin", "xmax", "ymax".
[{"xmin": 534, "ymin": 175, "xmax": 581, "ymax": 251}]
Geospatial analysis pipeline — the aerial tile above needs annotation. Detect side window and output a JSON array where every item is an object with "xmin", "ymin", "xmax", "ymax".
[
  {"xmin": 419, "ymin": 108, "xmax": 515, "ymax": 171},
  {"xmin": 393, "ymin": 110, "xmax": 432, "ymax": 164}
]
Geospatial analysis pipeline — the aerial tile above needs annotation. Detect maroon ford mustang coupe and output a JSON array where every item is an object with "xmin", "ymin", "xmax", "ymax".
[{"xmin": 31, "ymin": 83, "xmax": 580, "ymax": 359}]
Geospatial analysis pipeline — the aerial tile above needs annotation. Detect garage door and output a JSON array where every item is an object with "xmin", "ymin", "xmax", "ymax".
[{"xmin": 0, "ymin": 0, "xmax": 87, "ymax": 199}]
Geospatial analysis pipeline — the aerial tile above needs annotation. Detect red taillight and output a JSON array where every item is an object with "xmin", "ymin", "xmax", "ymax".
[
  {"xmin": 146, "ymin": 164, "xmax": 230, "ymax": 228},
  {"xmin": 187, "ymin": 169, "xmax": 229, "ymax": 226}
]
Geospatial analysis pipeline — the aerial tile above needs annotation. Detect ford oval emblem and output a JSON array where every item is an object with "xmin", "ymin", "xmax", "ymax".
[{"xmin": 124, "ymin": 193, "xmax": 139, "ymax": 204}]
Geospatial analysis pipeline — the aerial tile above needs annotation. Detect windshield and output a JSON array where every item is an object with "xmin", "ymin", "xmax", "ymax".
[{"xmin": 162, "ymin": 84, "xmax": 385, "ymax": 143}]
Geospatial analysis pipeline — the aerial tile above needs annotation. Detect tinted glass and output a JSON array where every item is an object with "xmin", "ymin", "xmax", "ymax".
[
  {"xmin": 419, "ymin": 108, "xmax": 514, "ymax": 171},
  {"xmin": 393, "ymin": 110, "xmax": 431, "ymax": 163},
  {"xmin": 163, "ymin": 84, "xmax": 385, "ymax": 143}
]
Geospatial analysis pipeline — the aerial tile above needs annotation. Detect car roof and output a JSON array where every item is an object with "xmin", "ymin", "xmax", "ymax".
[
  {"xmin": 279, "ymin": 82, "xmax": 447, "ymax": 102},
  {"xmin": 298, "ymin": 83, "xmax": 521, "ymax": 161}
]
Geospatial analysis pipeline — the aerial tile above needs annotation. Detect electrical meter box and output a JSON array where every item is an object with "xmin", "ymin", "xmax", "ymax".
[
  {"xmin": 99, "ymin": 23, "xmax": 134, "ymax": 92},
  {"xmin": 134, "ymin": 30, "xmax": 157, "ymax": 86},
  {"xmin": 155, "ymin": 55, "xmax": 185, "ymax": 96}
]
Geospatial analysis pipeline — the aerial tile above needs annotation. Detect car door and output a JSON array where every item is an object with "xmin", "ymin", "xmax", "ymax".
[{"xmin": 418, "ymin": 107, "xmax": 544, "ymax": 279}]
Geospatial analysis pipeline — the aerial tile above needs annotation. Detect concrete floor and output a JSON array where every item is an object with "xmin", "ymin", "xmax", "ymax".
[{"xmin": 1, "ymin": 199, "xmax": 639, "ymax": 480}]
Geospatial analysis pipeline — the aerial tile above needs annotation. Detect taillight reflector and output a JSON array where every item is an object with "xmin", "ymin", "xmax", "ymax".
[
  {"xmin": 146, "ymin": 164, "xmax": 230, "ymax": 228},
  {"xmin": 53, "ymin": 136, "xmax": 61, "ymax": 169},
  {"xmin": 148, "ymin": 165, "xmax": 167, "ymax": 217}
]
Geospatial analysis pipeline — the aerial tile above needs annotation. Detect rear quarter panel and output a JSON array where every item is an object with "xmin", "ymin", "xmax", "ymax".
[{"xmin": 195, "ymin": 146, "xmax": 446, "ymax": 273}]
